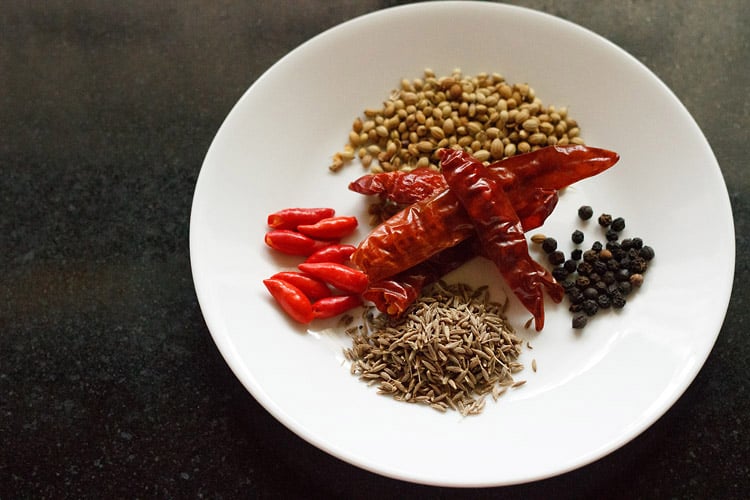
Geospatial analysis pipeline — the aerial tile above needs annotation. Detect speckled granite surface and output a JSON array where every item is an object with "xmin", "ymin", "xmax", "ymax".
[{"xmin": 1, "ymin": 1, "xmax": 747, "ymax": 497}]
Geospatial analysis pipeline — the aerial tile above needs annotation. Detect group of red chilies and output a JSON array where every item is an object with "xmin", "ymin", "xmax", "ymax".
[{"xmin": 264, "ymin": 144, "xmax": 619, "ymax": 330}]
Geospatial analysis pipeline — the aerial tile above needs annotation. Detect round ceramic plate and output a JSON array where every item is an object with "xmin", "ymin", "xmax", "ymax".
[{"xmin": 190, "ymin": 1, "xmax": 734, "ymax": 487}]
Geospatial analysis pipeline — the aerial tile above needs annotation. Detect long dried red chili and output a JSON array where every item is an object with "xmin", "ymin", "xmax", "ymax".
[
  {"xmin": 350, "ymin": 145, "xmax": 618, "ymax": 285},
  {"xmin": 362, "ymin": 238, "xmax": 480, "ymax": 316},
  {"xmin": 440, "ymin": 149, "xmax": 563, "ymax": 331}
]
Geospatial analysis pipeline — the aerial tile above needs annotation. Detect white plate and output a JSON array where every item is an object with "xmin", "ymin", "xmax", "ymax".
[{"xmin": 189, "ymin": 1, "xmax": 734, "ymax": 487}]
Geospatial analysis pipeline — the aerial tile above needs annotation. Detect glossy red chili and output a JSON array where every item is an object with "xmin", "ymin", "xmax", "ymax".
[
  {"xmin": 264, "ymin": 229, "xmax": 332, "ymax": 256},
  {"xmin": 304, "ymin": 244, "xmax": 356, "ymax": 264},
  {"xmin": 263, "ymin": 278, "xmax": 313, "ymax": 324},
  {"xmin": 297, "ymin": 216, "xmax": 358, "ymax": 240},
  {"xmin": 297, "ymin": 262, "xmax": 369, "ymax": 294},
  {"xmin": 270, "ymin": 271, "xmax": 332, "ymax": 302},
  {"xmin": 440, "ymin": 149, "xmax": 563, "ymax": 331},
  {"xmin": 267, "ymin": 207, "xmax": 335, "ymax": 230},
  {"xmin": 311, "ymin": 294, "xmax": 363, "ymax": 319}
]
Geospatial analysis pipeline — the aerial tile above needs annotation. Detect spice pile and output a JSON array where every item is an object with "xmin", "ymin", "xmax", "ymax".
[
  {"xmin": 534, "ymin": 206, "xmax": 655, "ymax": 329},
  {"xmin": 330, "ymin": 68, "xmax": 584, "ymax": 174},
  {"xmin": 262, "ymin": 207, "xmax": 366, "ymax": 323},
  {"xmin": 344, "ymin": 282, "xmax": 524, "ymax": 416}
]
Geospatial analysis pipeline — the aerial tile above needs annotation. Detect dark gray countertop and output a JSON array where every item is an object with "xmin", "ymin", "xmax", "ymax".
[{"xmin": 2, "ymin": 1, "xmax": 747, "ymax": 497}]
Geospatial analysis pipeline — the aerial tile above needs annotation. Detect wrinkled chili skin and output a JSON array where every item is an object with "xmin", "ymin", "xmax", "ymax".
[
  {"xmin": 351, "ymin": 145, "xmax": 618, "ymax": 289},
  {"xmin": 350, "ymin": 188, "xmax": 476, "ymax": 283},
  {"xmin": 348, "ymin": 168, "xmax": 448, "ymax": 205},
  {"xmin": 440, "ymin": 149, "xmax": 563, "ymax": 331},
  {"xmin": 363, "ymin": 238, "xmax": 479, "ymax": 316}
]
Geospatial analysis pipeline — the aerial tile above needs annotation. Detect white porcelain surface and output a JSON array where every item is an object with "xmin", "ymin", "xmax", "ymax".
[{"xmin": 190, "ymin": 2, "xmax": 734, "ymax": 487}]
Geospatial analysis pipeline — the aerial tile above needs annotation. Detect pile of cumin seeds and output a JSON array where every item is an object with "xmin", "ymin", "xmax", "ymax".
[{"xmin": 344, "ymin": 282, "xmax": 524, "ymax": 416}]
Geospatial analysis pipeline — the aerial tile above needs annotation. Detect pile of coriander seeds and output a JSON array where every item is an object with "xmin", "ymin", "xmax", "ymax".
[
  {"xmin": 534, "ymin": 206, "xmax": 655, "ymax": 329},
  {"xmin": 330, "ymin": 68, "xmax": 584, "ymax": 173}
]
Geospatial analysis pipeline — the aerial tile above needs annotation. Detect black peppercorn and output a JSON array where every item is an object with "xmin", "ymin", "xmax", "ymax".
[
  {"xmin": 606, "ymin": 259, "xmax": 620, "ymax": 271},
  {"xmin": 605, "ymin": 229, "xmax": 619, "ymax": 241},
  {"xmin": 607, "ymin": 283, "xmax": 620, "ymax": 296},
  {"xmin": 541, "ymin": 237, "xmax": 558, "ymax": 253},
  {"xmin": 612, "ymin": 294, "xmax": 627, "ymax": 309},
  {"xmin": 583, "ymin": 249, "xmax": 598, "ymax": 263},
  {"xmin": 594, "ymin": 280, "xmax": 609, "ymax": 294},
  {"xmin": 593, "ymin": 260, "xmax": 607, "ymax": 275},
  {"xmin": 552, "ymin": 266, "xmax": 569, "ymax": 281},
  {"xmin": 591, "ymin": 241, "xmax": 603, "ymax": 252},
  {"xmin": 569, "ymin": 303, "xmax": 583, "ymax": 313},
  {"xmin": 631, "ymin": 237, "xmax": 643, "ymax": 250},
  {"xmin": 575, "ymin": 276, "xmax": 591, "ymax": 289},
  {"xmin": 611, "ymin": 217, "xmax": 626, "ymax": 232},
  {"xmin": 588, "ymin": 272, "xmax": 601, "ymax": 284},
  {"xmin": 577, "ymin": 261, "xmax": 593, "ymax": 276},
  {"xmin": 572, "ymin": 230, "xmax": 584, "ymax": 244},
  {"xmin": 597, "ymin": 294, "xmax": 611, "ymax": 309},
  {"xmin": 605, "ymin": 241, "xmax": 621, "ymax": 252},
  {"xmin": 548, "ymin": 250, "xmax": 566, "ymax": 266},
  {"xmin": 571, "ymin": 248, "xmax": 583, "ymax": 261},
  {"xmin": 583, "ymin": 287, "xmax": 599, "ymax": 300},
  {"xmin": 583, "ymin": 299, "xmax": 599, "ymax": 316},
  {"xmin": 630, "ymin": 273, "xmax": 644, "ymax": 287},
  {"xmin": 620, "ymin": 238, "xmax": 633, "ymax": 251},
  {"xmin": 618, "ymin": 281, "xmax": 632, "ymax": 296},
  {"xmin": 567, "ymin": 288, "xmax": 584, "ymax": 305},
  {"xmin": 578, "ymin": 205, "xmax": 594, "ymax": 220},
  {"xmin": 564, "ymin": 259, "xmax": 578, "ymax": 273},
  {"xmin": 639, "ymin": 245, "xmax": 655, "ymax": 261},
  {"xmin": 572, "ymin": 313, "xmax": 588, "ymax": 329},
  {"xmin": 603, "ymin": 271, "xmax": 616, "ymax": 285},
  {"xmin": 598, "ymin": 213, "xmax": 612, "ymax": 227},
  {"xmin": 629, "ymin": 257, "xmax": 648, "ymax": 273},
  {"xmin": 615, "ymin": 268, "xmax": 631, "ymax": 282}
]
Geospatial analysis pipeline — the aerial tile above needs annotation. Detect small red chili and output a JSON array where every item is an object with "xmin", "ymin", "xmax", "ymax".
[
  {"xmin": 297, "ymin": 262, "xmax": 369, "ymax": 294},
  {"xmin": 270, "ymin": 271, "xmax": 332, "ymax": 302},
  {"xmin": 304, "ymin": 244, "xmax": 357, "ymax": 264},
  {"xmin": 311, "ymin": 294, "xmax": 363, "ymax": 319},
  {"xmin": 262, "ymin": 278, "xmax": 313, "ymax": 324},
  {"xmin": 296, "ymin": 216, "xmax": 358, "ymax": 240},
  {"xmin": 267, "ymin": 207, "xmax": 335, "ymax": 230},
  {"xmin": 264, "ymin": 229, "xmax": 332, "ymax": 256}
]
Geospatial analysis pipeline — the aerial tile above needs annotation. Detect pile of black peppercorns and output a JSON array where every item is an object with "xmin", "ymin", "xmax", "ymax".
[{"xmin": 538, "ymin": 206, "xmax": 655, "ymax": 329}]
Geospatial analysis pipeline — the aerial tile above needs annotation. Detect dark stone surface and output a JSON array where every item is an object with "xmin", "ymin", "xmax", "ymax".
[{"xmin": 1, "ymin": 1, "xmax": 747, "ymax": 497}]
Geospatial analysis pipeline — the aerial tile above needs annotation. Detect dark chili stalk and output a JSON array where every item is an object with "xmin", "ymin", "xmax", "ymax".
[{"xmin": 440, "ymin": 149, "xmax": 563, "ymax": 331}]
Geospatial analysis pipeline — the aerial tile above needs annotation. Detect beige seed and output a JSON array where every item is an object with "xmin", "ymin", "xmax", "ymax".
[
  {"xmin": 529, "ymin": 132, "xmax": 548, "ymax": 145},
  {"xmin": 530, "ymin": 233, "xmax": 547, "ymax": 244},
  {"xmin": 473, "ymin": 149, "xmax": 490, "ymax": 162},
  {"xmin": 417, "ymin": 141, "xmax": 434, "ymax": 153},
  {"xmin": 504, "ymin": 143, "xmax": 516, "ymax": 157},
  {"xmin": 430, "ymin": 126, "xmax": 445, "ymax": 141},
  {"xmin": 490, "ymin": 138, "xmax": 504, "ymax": 159},
  {"xmin": 522, "ymin": 117, "xmax": 540, "ymax": 133}
]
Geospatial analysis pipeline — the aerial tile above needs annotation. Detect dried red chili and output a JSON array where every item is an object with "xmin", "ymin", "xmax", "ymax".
[{"xmin": 440, "ymin": 149, "xmax": 563, "ymax": 330}]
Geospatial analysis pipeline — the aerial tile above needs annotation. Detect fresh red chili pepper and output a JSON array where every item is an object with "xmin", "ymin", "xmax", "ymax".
[
  {"xmin": 270, "ymin": 271, "xmax": 332, "ymax": 302},
  {"xmin": 264, "ymin": 229, "xmax": 332, "ymax": 256},
  {"xmin": 267, "ymin": 207, "xmax": 335, "ymax": 230},
  {"xmin": 297, "ymin": 262, "xmax": 369, "ymax": 294},
  {"xmin": 363, "ymin": 238, "xmax": 480, "ymax": 316},
  {"xmin": 296, "ymin": 216, "xmax": 358, "ymax": 240},
  {"xmin": 311, "ymin": 294, "xmax": 363, "ymax": 319},
  {"xmin": 263, "ymin": 278, "xmax": 314, "ymax": 324},
  {"xmin": 304, "ymin": 244, "xmax": 357, "ymax": 264},
  {"xmin": 440, "ymin": 149, "xmax": 563, "ymax": 331}
]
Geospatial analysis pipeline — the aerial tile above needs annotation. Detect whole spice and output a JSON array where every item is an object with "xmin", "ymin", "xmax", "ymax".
[
  {"xmin": 439, "ymin": 148, "xmax": 563, "ymax": 330},
  {"xmin": 331, "ymin": 68, "xmax": 585, "ymax": 173},
  {"xmin": 578, "ymin": 205, "xmax": 593, "ymax": 220},
  {"xmin": 297, "ymin": 216, "xmax": 359, "ymax": 240},
  {"xmin": 298, "ymin": 262, "xmax": 369, "ymax": 294},
  {"xmin": 345, "ymin": 282, "xmax": 523, "ymax": 415},
  {"xmin": 572, "ymin": 230, "xmax": 584, "ymax": 244},
  {"xmin": 263, "ymin": 279, "xmax": 314, "ymax": 324},
  {"xmin": 267, "ymin": 207, "xmax": 335, "ymax": 230},
  {"xmin": 264, "ymin": 229, "xmax": 332, "ymax": 256}
]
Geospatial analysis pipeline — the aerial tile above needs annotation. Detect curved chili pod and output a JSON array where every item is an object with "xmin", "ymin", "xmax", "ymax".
[
  {"xmin": 311, "ymin": 294, "xmax": 363, "ymax": 319},
  {"xmin": 267, "ymin": 207, "xmax": 335, "ymax": 230},
  {"xmin": 297, "ymin": 216, "xmax": 358, "ymax": 240},
  {"xmin": 270, "ymin": 271, "xmax": 332, "ymax": 302},
  {"xmin": 263, "ymin": 278, "xmax": 314, "ymax": 324},
  {"xmin": 440, "ymin": 149, "xmax": 563, "ymax": 331},
  {"xmin": 304, "ymin": 244, "xmax": 357, "ymax": 264},
  {"xmin": 297, "ymin": 262, "xmax": 369, "ymax": 294}
]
